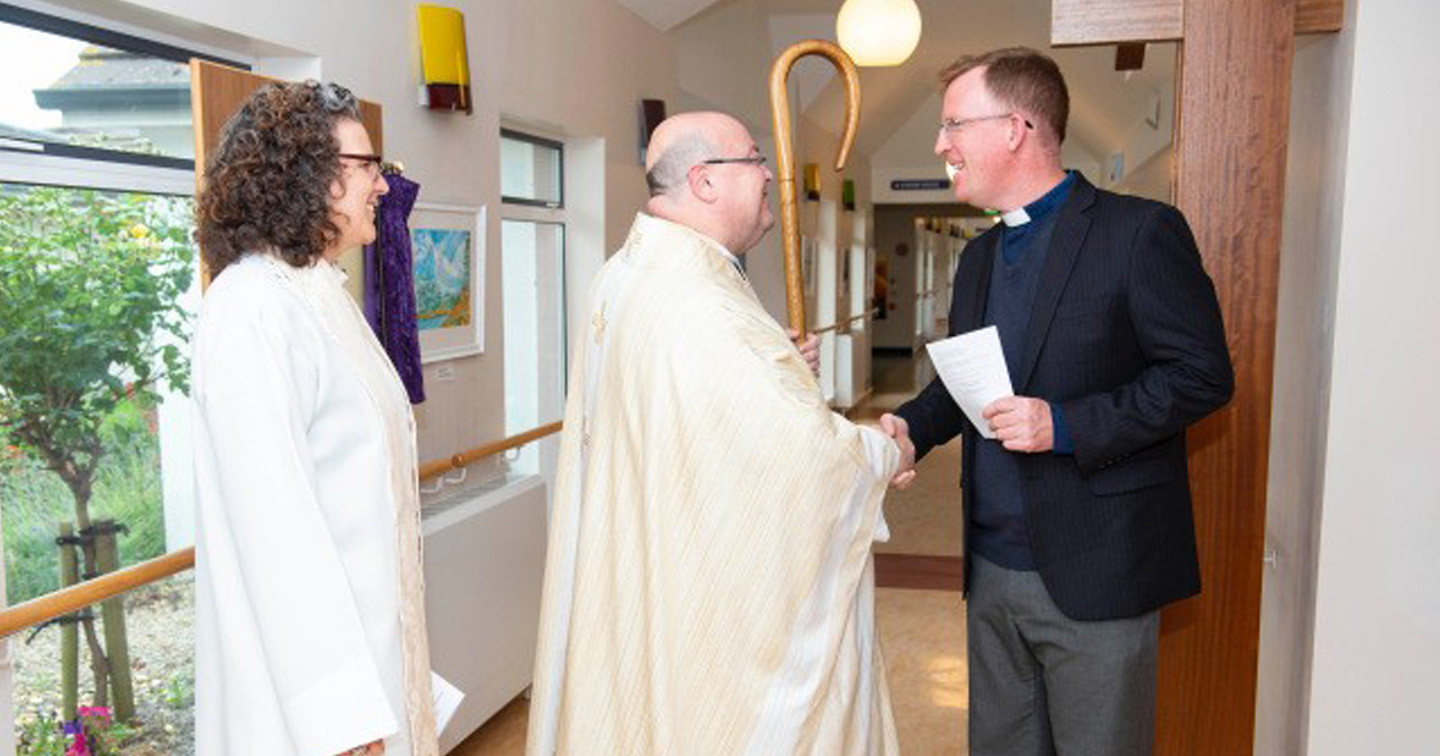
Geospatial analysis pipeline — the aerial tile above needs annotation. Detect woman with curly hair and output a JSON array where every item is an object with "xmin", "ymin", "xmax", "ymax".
[{"xmin": 190, "ymin": 80, "xmax": 438, "ymax": 756}]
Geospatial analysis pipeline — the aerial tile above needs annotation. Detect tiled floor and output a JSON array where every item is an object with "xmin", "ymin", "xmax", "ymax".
[
  {"xmin": 877, "ymin": 589, "xmax": 967, "ymax": 755},
  {"xmin": 450, "ymin": 351, "xmax": 969, "ymax": 755}
]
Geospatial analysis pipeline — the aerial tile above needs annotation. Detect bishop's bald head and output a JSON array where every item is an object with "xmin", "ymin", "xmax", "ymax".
[{"xmin": 644, "ymin": 111, "xmax": 775, "ymax": 255}]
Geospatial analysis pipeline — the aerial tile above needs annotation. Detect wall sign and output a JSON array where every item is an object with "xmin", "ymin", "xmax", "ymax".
[{"xmin": 890, "ymin": 179, "xmax": 951, "ymax": 191}]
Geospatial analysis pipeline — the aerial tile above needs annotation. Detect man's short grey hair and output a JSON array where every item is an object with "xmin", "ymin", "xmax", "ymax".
[{"xmin": 646, "ymin": 133, "xmax": 717, "ymax": 197}]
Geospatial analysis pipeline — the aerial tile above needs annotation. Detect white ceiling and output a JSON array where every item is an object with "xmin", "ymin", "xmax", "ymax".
[
  {"xmin": 610, "ymin": 0, "xmax": 731, "ymax": 31},
  {"xmin": 625, "ymin": 0, "xmax": 1176, "ymax": 173}
]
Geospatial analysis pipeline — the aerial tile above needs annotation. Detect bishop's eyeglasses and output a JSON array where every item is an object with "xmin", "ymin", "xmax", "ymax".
[{"xmin": 701, "ymin": 155, "xmax": 768, "ymax": 167}]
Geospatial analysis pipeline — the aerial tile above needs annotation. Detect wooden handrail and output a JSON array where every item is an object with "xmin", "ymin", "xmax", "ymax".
[
  {"xmin": 811, "ymin": 309, "xmax": 881, "ymax": 336},
  {"xmin": 0, "ymin": 421, "xmax": 566, "ymax": 638},
  {"xmin": 0, "ymin": 547, "xmax": 195, "ymax": 639},
  {"xmin": 417, "ymin": 421, "xmax": 564, "ymax": 481}
]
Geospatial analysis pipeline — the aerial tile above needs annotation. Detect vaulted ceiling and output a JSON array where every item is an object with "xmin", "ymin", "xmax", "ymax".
[
  {"xmin": 615, "ymin": 0, "xmax": 1175, "ymax": 176},
  {"xmin": 611, "ymin": 0, "xmax": 720, "ymax": 31}
]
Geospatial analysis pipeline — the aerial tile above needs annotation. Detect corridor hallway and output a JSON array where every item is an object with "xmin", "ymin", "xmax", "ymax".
[{"xmin": 454, "ymin": 351, "xmax": 969, "ymax": 755}]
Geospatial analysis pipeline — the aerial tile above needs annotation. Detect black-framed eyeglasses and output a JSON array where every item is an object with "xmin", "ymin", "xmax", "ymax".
[
  {"xmin": 939, "ymin": 113, "xmax": 1035, "ymax": 135},
  {"xmin": 701, "ymin": 155, "xmax": 767, "ymax": 167},
  {"xmin": 338, "ymin": 152, "xmax": 383, "ymax": 176}
]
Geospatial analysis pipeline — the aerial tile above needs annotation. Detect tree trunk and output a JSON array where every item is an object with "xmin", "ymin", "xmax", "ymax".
[{"xmin": 81, "ymin": 611, "xmax": 110, "ymax": 709}]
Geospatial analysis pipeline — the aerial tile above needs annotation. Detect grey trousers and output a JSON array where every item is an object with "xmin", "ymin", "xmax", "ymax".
[{"xmin": 967, "ymin": 555, "xmax": 1159, "ymax": 756}]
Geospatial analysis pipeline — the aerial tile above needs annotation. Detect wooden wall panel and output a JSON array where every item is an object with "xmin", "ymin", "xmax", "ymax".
[
  {"xmin": 1052, "ymin": 0, "xmax": 1341, "ymax": 46},
  {"xmin": 1161, "ymin": 0, "xmax": 1297, "ymax": 753},
  {"xmin": 1052, "ymin": 0, "xmax": 1183, "ymax": 46},
  {"xmin": 1297, "ymin": 0, "xmax": 1345, "ymax": 34}
]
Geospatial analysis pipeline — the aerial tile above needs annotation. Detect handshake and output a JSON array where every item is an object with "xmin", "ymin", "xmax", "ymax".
[
  {"xmin": 873, "ymin": 396, "xmax": 1056, "ymax": 491},
  {"xmin": 791, "ymin": 331, "xmax": 914, "ymax": 489},
  {"xmin": 878, "ymin": 413, "xmax": 918, "ymax": 490}
]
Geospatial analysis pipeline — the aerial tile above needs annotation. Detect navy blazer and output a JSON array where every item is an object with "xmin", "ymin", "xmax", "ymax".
[{"xmin": 895, "ymin": 175, "xmax": 1233, "ymax": 621}]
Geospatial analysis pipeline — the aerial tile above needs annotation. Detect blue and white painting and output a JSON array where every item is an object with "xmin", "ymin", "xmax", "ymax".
[{"xmin": 411, "ymin": 228, "xmax": 472, "ymax": 331}]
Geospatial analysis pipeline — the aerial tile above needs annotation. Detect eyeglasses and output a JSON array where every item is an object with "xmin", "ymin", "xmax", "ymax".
[
  {"xmin": 701, "ymin": 155, "xmax": 768, "ymax": 167},
  {"xmin": 939, "ymin": 113, "xmax": 1035, "ymax": 135},
  {"xmin": 338, "ymin": 152, "xmax": 384, "ymax": 178}
]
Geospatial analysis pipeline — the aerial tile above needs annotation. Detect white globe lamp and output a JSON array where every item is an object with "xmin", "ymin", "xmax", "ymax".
[{"xmin": 836, "ymin": 0, "xmax": 922, "ymax": 67}]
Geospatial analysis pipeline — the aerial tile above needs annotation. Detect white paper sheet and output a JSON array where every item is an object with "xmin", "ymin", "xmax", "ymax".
[
  {"xmin": 925, "ymin": 326, "xmax": 1014, "ymax": 440},
  {"xmin": 431, "ymin": 670, "xmax": 465, "ymax": 736}
]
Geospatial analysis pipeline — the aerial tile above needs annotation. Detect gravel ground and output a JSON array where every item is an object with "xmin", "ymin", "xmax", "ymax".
[{"xmin": 11, "ymin": 573, "xmax": 194, "ymax": 754}]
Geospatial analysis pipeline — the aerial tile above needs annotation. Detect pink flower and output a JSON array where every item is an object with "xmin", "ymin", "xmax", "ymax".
[{"xmin": 77, "ymin": 706, "xmax": 112, "ymax": 721}]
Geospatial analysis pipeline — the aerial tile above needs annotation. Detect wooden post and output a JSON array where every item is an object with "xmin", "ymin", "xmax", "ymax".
[
  {"xmin": 767, "ymin": 40, "xmax": 862, "ymax": 335},
  {"xmin": 1050, "ymin": 1, "xmax": 1332, "ymax": 752},
  {"xmin": 92, "ymin": 521, "xmax": 135, "ymax": 722},
  {"xmin": 57, "ymin": 523, "xmax": 79, "ymax": 721},
  {"xmin": 1157, "ymin": 0, "xmax": 1298, "ymax": 753}
]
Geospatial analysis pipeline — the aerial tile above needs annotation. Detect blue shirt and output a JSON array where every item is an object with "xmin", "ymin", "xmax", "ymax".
[{"xmin": 970, "ymin": 171, "xmax": 1075, "ymax": 571}]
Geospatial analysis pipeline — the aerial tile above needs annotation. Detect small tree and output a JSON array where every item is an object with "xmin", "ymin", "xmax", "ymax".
[{"xmin": 0, "ymin": 185, "xmax": 192, "ymax": 712}]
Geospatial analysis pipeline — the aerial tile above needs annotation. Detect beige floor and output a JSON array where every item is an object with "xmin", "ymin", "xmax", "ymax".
[
  {"xmin": 451, "ymin": 354, "xmax": 969, "ymax": 755},
  {"xmin": 452, "ymin": 588, "xmax": 968, "ymax": 756}
]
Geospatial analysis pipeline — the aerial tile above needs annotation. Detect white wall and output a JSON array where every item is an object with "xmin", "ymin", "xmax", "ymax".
[
  {"xmin": 22, "ymin": 0, "xmax": 877, "ymax": 501},
  {"xmin": 41, "ymin": 0, "xmax": 679, "ymax": 471},
  {"xmin": 1101, "ymin": 80, "xmax": 1174, "ymax": 195},
  {"xmin": 1113, "ymin": 145, "xmax": 1171, "ymax": 203},
  {"xmin": 739, "ymin": 114, "xmax": 873, "ymax": 327},
  {"xmin": 1254, "ymin": 29, "xmax": 1352, "ymax": 756},
  {"xmin": 671, "ymin": 2, "xmax": 875, "ymax": 327},
  {"xmin": 870, "ymin": 92, "xmax": 957, "ymax": 205},
  {"xmin": 1306, "ymin": 1, "xmax": 1440, "ymax": 753}
]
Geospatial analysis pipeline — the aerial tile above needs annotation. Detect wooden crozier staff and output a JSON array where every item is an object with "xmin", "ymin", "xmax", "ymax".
[{"xmin": 767, "ymin": 40, "xmax": 862, "ymax": 334}]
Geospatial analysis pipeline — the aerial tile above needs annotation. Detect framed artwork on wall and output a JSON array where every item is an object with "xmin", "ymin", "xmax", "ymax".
[{"xmin": 410, "ymin": 202, "xmax": 486, "ymax": 362}]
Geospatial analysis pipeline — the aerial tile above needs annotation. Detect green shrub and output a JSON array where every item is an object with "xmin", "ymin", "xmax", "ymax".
[
  {"xmin": 2, "ymin": 398, "xmax": 167, "ymax": 604},
  {"xmin": 15, "ymin": 710, "xmax": 66, "ymax": 756},
  {"xmin": 0, "ymin": 185, "xmax": 190, "ymax": 567},
  {"xmin": 162, "ymin": 668, "xmax": 194, "ymax": 710}
]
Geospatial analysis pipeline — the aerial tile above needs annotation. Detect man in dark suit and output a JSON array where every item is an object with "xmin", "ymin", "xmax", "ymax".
[{"xmin": 881, "ymin": 48, "xmax": 1233, "ymax": 756}]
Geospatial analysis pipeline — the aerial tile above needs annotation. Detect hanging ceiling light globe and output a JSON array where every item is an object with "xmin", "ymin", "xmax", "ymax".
[{"xmin": 836, "ymin": 0, "xmax": 922, "ymax": 67}]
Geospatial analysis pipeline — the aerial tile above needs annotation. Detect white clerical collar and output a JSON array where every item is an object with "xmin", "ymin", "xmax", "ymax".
[{"xmin": 1000, "ymin": 207, "xmax": 1031, "ymax": 227}]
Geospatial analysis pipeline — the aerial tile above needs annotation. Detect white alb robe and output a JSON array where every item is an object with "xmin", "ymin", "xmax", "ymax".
[
  {"xmin": 192, "ymin": 253, "xmax": 437, "ymax": 756},
  {"xmin": 528, "ymin": 213, "xmax": 901, "ymax": 755}
]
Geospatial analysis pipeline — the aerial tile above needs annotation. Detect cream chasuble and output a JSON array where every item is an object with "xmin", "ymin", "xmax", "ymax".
[
  {"xmin": 528, "ymin": 214, "xmax": 901, "ymax": 755},
  {"xmin": 193, "ymin": 253, "xmax": 437, "ymax": 756}
]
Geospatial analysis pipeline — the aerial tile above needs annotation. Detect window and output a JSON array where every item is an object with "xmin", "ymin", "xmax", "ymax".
[
  {"xmin": 500, "ymin": 128, "xmax": 567, "ymax": 475},
  {"xmin": 500, "ymin": 129, "xmax": 563, "ymax": 208},
  {"xmin": 0, "ymin": 5, "xmax": 242, "ymax": 167},
  {"xmin": 0, "ymin": 8, "xmax": 220, "ymax": 751}
]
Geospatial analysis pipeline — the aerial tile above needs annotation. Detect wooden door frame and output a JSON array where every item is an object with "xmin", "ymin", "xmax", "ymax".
[{"xmin": 1051, "ymin": 1, "xmax": 1343, "ymax": 753}]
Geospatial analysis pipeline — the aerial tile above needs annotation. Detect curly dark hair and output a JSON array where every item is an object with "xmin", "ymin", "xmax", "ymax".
[{"xmin": 196, "ymin": 80, "xmax": 363, "ymax": 276}]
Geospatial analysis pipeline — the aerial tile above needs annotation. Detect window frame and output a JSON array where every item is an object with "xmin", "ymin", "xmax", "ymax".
[
  {"xmin": 499, "ymin": 128, "xmax": 565, "ymax": 209},
  {"xmin": 499, "ymin": 126, "xmax": 572, "ymax": 482},
  {"xmin": 0, "ymin": 2, "xmax": 249, "ymax": 170}
]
